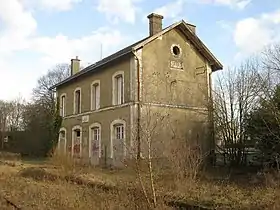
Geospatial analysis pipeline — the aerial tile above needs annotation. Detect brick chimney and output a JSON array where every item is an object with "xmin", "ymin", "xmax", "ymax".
[
  {"xmin": 71, "ymin": 56, "xmax": 80, "ymax": 75},
  {"xmin": 147, "ymin": 13, "xmax": 164, "ymax": 36}
]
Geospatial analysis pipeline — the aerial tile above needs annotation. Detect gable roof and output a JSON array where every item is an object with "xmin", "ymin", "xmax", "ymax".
[{"xmin": 51, "ymin": 20, "xmax": 223, "ymax": 90}]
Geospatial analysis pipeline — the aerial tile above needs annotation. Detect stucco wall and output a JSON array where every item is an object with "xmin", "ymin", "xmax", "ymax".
[
  {"xmin": 141, "ymin": 28, "xmax": 210, "ymax": 108},
  {"xmin": 60, "ymin": 105, "xmax": 131, "ymax": 166},
  {"xmin": 139, "ymin": 105, "xmax": 211, "ymax": 158},
  {"xmin": 56, "ymin": 55, "xmax": 132, "ymax": 166},
  {"xmin": 57, "ymin": 56, "xmax": 131, "ymax": 116},
  {"xmin": 140, "ymin": 28, "xmax": 213, "ymax": 156}
]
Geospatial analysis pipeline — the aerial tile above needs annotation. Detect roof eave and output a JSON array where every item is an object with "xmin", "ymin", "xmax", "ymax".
[
  {"xmin": 50, "ymin": 50, "xmax": 133, "ymax": 90},
  {"xmin": 179, "ymin": 21, "xmax": 223, "ymax": 72}
]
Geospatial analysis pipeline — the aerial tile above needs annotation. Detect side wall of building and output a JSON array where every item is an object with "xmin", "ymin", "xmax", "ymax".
[{"xmin": 140, "ymin": 28, "xmax": 213, "ymax": 157}]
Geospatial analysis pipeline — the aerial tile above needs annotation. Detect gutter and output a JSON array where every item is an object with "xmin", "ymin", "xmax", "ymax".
[{"xmin": 132, "ymin": 50, "xmax": 141, "ymax": 160}]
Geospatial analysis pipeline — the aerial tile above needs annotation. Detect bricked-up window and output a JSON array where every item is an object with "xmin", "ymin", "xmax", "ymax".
[
  {"xmin": 91, "ymin": 81, "xmax": 100, "ymax": 110},
  {"xmin": 112, "ymin": 71, "xmax": 124, "ymax": 105},
  {"xmin": 60, "ymin": 94, "xmax": 66, "ymax": 117},
  {"xmin": 116, "ymin": 75, "xmax": 123, "ymax": 104},
  {"xmin": 113, "ymin": 74, "xmax": 124, "ymax": 105},
  {"xmin": 74, "ymin": 88, "xmax": 81, "ymax": 114}
]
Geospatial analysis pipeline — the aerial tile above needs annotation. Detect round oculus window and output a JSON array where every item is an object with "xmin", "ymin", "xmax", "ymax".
[{"xmin": 171, "ymin": 44, "xmax": 181, "ymax": 57}]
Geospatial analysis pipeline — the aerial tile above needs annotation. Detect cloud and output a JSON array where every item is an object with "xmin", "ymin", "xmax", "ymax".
[
  {"xmin": 0, "ymin": 0, "xmax": 37, "ymax": 56},
  {"xmin": 23, "ymin": 0, "xmax": 82, "ymax": 11},
  {"xmin": 96, "ymin": 0, "xmax": 142, "ymax": 24},
  {"xmin": 31, "ymin": 27, "xmax": 130, "ymax": 66},
  {"xmin": 233, "ymin": 9, "xmax": 280, "ymax": 57},
  {"xmin": 0, "ymin": 0, "xmax": 131, "ymax": 100},
  {"xmin": 39, "ymin": 0, "xmax": 82, "ymax": 11},
  {"xmin": 199, "ymin": 0, "xmax": 251, "ymax": 10},
  {"xmin": 153, "ymin": 0, "xmax": 186, "ymax": 20}
]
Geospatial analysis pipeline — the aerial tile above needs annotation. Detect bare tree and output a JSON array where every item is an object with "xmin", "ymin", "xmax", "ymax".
[
  {"xmin": 6, "ymin": 96, "xmax": 26, "ymax": 131},
  {"xmin": 18, "ymin": 64, "xmax": 71, "ymax": 156},
  {"xmin": 243, "ymin": 44, "xmax": 280, "ymax": 168},
  {"xmin": 263, "ymin": 44, "xmax": 280, "ymax": 72},
  {"xmin": 0, "ymin": 100, "xmax": 10, "ymax": 149},
  {"xmin": 213, "ymin": 59, "xmax": 264, "ymax": 166},
  {"xmin": 33, "ymin": 63, "xmax": 70, "ymax": 112}
]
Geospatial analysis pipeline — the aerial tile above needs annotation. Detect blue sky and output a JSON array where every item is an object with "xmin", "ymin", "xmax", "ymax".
[{"xmin": 0, "ymin": 0, "xmax": 280, "ymax": 100}]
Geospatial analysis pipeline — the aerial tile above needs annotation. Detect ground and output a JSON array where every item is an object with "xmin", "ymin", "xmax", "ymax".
[{"xmin": 0, "ymin": 154, "xmax": 280, "ymax": 210}]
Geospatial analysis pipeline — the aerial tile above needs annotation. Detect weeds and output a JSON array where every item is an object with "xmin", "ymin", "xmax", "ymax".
[{"xmin": 2, "ymin": 153, "xmax": 280, "ymax": 209}]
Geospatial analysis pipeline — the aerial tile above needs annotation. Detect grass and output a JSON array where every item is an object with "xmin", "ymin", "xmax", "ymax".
[
  {"xmin": 1, "ymin": 153, "xmax": 280, "ymax": 209},
  {"xmin": 0, "ymin": 164, "xmax": 168, "ymax": 210}
]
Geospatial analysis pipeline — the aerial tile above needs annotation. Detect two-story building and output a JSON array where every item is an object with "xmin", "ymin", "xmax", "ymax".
[{"xmin": 51, "ymin": 13, "xmax": 223, "ymax": 167}]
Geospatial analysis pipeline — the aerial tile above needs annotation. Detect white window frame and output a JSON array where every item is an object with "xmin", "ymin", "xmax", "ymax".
[
  {"xmin": 110, "ymin": 119, "xmax": 126, "ymax": 158},
  {"xmin": 71, "ymin": 125, "xmax": 82, "ymax": 157},
  {"xmin": 58, "ymin": 127, "xmax": 67, "ymax": 154},
  {"xmin": 60, "ymin": 93, "xmax": 66, "ymax": 117},
  {"xmin": 112, "ymin": 71, "xmax": 124, "ymax": 105},
  {"xmin": 88, "ymin": 123, "xmax": 102, "ymax": 158},
  {"xmin": 73, "ymin": 87, "xmax": 82, "ymax": 114},
  {"xmin": 115, "ymin": 125, "xmax": 124, "ymax": 140},
  {"xmin": 90, "ymin": 80, "xmax": 100, "ymax": 110}
]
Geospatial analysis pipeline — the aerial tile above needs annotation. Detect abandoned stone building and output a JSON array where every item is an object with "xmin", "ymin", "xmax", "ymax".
[{"xmin": 51, "ymin": 13, "xmax": 223, "ymax": 167}]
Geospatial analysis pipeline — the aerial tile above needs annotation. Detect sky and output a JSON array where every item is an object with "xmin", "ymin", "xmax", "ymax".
[{"xmin": 0, "ymin": 0, "xmax": 280, "ymax": 101}]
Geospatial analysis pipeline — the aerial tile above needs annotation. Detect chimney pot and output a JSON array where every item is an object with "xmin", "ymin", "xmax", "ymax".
[{"xmin": 147, "ymin": 13, "xmax": 164, "ymax": 36}]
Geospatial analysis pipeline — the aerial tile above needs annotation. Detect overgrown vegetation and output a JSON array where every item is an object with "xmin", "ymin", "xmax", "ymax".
[
  {"xmin": 1, "ymin": 39, "xmax": 280, "ymax": 209},
  {"xmin": 1, "ymin": 154, "xmax": 280, "ymax": 209},
  {"xmin": 0, "ymin": 64, "xmax": 69, "ymax": 157}
]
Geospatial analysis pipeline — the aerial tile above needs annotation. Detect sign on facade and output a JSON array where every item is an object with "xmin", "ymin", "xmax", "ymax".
[
  {"xmin": 170, "ymin": 60, "xmax": 183, "ymax": 70},
  {"xmin": 3, "ymin": 136, "xmax": 8, "ymax": 143},
  {"xmin": 82, "ymin": 115, "xmax": 89, "ymax": 123}
]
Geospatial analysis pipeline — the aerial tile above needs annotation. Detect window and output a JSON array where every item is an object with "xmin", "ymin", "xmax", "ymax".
[
  {"xmin": 172, "ymin": 46, "xmax": 180, "ymax": 56},
  {"xmin": 171, "ymin": 44, "xmax": 182, "ymax": 57},
  {"xmin": 89, "ymin": 123, "xmax": 101, "ymax": 159},
  {"xmin": 115, "ymin": 124, "xmax": 124, "ymax": 140},
  {"xmin": 76, "ymin": 130, "xmax": 81, "ymax": 137},
  {"xmin": 110, "ymin": 119, "xmax": 126, "ymax": 159},
  {"xmin": 92, "ymin": 127, "xmax": 100, "ymax": 142},
  {"xmin": 58, "ymin": 128, "xmax": 66, "ymax": 152},
  {"xmin": 74, "ymin": 88, "xmax": 81, "ymax": 114},
  {"xmin": 72, "ymin": 126, "xmax": 82, "ymax": 157},
  {"xmin": 60, "ymin": 94, "xmax": 66, "ymax": 117},
  {"xmin": 60, "ymin": 130, "xmax": 66, "ymax": 139},
  {"xmin": 112, "ymin": 72, "xmax": 124, "ymax": 105},
  {"xmin": 91, "ymin": 81, "xmax": 100, "ymax": 110}
]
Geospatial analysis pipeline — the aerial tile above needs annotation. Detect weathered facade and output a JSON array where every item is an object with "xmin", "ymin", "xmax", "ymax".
[{"xmin": 52, "ymin": 13, "xmax": 223, "ymax": 167}]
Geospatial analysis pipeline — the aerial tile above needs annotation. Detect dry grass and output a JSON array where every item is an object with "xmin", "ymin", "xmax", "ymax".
[
  {"xmin": 0, "ymin": 163, "xmax": 170, "ymax": 209},
  {"xmin": 0, "ymin": 153, "xmax": 171, "ymax": 210},
  {"xmin": 1, "ymin": 152, "xmax": 280, "ymax": 209}
]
